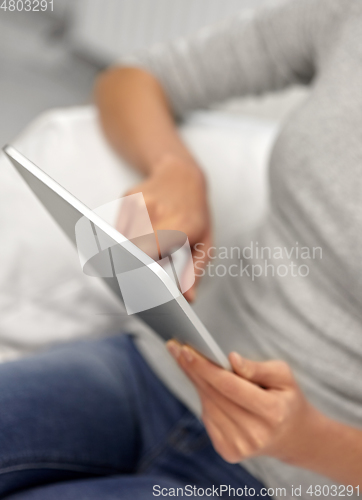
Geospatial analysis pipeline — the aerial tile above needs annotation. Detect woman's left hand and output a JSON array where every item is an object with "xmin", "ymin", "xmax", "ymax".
[{"xmin": 167, "ymin": 341, "xmax": 316, "ymax": 465}]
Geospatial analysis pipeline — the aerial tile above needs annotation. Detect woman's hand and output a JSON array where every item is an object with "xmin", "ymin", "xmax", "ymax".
[
  {"xmin": 97, "ymin": 68, "xmax": 212, "ymax": 301},
  {"xmin": 167, "ymin": 342, "xmax": 362, "ymax": 487},
  {"xmin": 166, "ymin": 341, "xmax": 316, "ymax": 464},
  {"xmin": 118, "ymin": 155, "xmax": 212, "ymax": 301}
]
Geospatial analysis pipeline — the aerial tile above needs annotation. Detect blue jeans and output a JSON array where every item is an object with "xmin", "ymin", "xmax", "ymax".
[{"xmin": 0, "ymin": 334, "xmax": 270, "ymax": 499}]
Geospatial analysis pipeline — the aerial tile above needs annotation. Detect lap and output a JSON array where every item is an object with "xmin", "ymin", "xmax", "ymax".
[
  {"xmin": 0, "ymin": 334, "xmax": 270, "ymax": 499},
  {"xmin": 5, "ymin": 475, "xmax": 201, "ymax": 500},
  {"xmin": 0, "ymin": 333, "xmax": 184, "ymax": 495}
]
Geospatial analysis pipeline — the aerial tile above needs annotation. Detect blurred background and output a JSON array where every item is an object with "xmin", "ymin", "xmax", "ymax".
[
  {"xmin": 0, "ymin": 0, "xmax": 306, "ymax": 148},
  {"xmin": 0, "ymin": 0, "xmax": 308, "ymax": 360}
]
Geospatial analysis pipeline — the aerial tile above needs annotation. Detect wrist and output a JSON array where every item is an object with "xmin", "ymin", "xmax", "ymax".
[
  {"xmin": 282, "ymin": 404, "xmax": 331, "ymax": 468},
  {"xmin": 150, "ymin": 153, "xmax": 207, "ymax": 188}
]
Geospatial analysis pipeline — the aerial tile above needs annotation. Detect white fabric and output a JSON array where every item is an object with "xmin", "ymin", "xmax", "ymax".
[{"xmin": 0, "ymin": 105, "xmax": 277, "ymax": 361}]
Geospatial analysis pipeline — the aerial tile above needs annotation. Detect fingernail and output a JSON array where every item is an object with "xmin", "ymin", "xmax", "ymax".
[
  {"xmin": 230, "ymin": 352, "xmax": 243, "ymax": 370},
  {"xmin": 189, "ymin": 286, "xmax": 196, "ymax": 302},
  {"xmin": 167, "ymin": 340, "xmax": 181, "ymax": 359},
  {"xmin": 182, "ymin": 346, "xmax": 194, "ymax": 363},
  {"xmin": 184, "ymin": 288, "xmax": 196, "ymax": 303}
]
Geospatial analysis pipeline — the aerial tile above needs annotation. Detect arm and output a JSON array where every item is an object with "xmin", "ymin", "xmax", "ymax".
[
  {"xmin": 96, "ymin": 0, "xmax": 323, "ymax": 148},
  {"xmin": 95, "ymin": 66, "xmax": 200, "ymax": 174},
  {"xmin": 95, "ymin": 67, "xmax": 211, "ymax": 302},
  {"xmin": 100, "ymin": 0, "xmax": 327, "ymax": 118},
  {"xmin": 95, "ymin": 0, "xmax": 331, "ymax": 298},
  {"xmin": 167, "ymin": 341, "xmax": 362, "ymax": 488}
]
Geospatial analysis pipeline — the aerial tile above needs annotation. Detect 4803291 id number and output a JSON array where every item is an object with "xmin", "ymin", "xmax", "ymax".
[
  {"xmin": 306, "ymin": 485, "xmax": 359, "ymax": 496},
  {"xmin": 1, "ymin": 0, "xmax": 53, "ymax": 11}
]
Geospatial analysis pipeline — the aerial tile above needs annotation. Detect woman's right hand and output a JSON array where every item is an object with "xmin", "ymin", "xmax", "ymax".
[{"xmin": 117, "ymin": 154, "xmax": 212, "ymax": 302}]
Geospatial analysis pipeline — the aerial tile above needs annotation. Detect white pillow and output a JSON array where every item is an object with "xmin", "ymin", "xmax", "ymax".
[{"xmin": 0, "ymin": 106, "xmax": 277, "ymax": 360}]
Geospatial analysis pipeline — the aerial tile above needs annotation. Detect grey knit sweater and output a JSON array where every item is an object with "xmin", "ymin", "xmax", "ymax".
[{"xmin": 121, "ymin": 0, "xmax": 362, "ymax": 497}]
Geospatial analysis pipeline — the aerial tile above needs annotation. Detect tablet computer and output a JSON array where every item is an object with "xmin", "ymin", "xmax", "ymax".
[{"xmin": 3, "ymin": 145, "xmax": 230, "ymax": 369}]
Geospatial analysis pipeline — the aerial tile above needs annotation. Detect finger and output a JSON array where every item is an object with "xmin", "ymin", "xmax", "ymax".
[
  {"xmin": 200, "ymin": 396, "xmax": 251, "ymax": 463},
  {"xmin": 201, "ymin": 409, "xmax": 243, "ymax": 463},
  {"xmin": 200, "ymin": 390, "xmax": 269, "ymax": 462},
  {"xmin": 181, "ymin": 255, "xmax": 197, "ymax": 302},
  {"xmin": 200, "ymin": 382, "xmax": 267, "ymax": 443},
  {"xmin": 187, "ymin": 362, "xmax": 274, "ymax": 456},
  {"xmin": 167, "ymin": 341, "xmax": 276, "ymax": 448},
  {"xmin": 229, "ymin": 352, "xmax": 295, "ymax": 389},
  {"xmin": 166, "ymin": 341, "xmax": 215, "ymax": 396},
  {"xmin": 117, "ymin": 190, "xmax": 145, "ymax": 237},
  {"xmin": 116, "ymin": 195, "xmax": 137, "ymax": 237},
  {"xmin": 168, "ymin": 342, "xmax": 275, "ymax": 419},
  {"xmin": 116, "ymin": 197, "xmax": 161, "ymax": 260},
  {"xmin": 166, "ymin": 342, "xmax": 270, "ymax": 455},
  {"xmin": 184, "ymin": 229, "xmax": 213, "ymax": 302}
]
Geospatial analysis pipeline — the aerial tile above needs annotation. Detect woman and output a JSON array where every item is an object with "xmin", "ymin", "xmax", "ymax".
[{"xmin": 1, "ymin": 0, "xmax": 361, "ymax": 498}]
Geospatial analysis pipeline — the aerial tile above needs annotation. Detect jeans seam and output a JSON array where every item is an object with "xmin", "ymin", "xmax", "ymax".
[
  {"xmin": 136, "ymin": 412, "xmax": 206, "ymax": 474},
  {"xmin": 167, "ymin": 424, "xmax": 210, "ymax": 453},
  {"xmin": 0, "ymin": 453, "xmax": 123, "ymax": 476},
  {"xmin": 135, "ymin": 409, "xmax": 190, "ymax": 473}
]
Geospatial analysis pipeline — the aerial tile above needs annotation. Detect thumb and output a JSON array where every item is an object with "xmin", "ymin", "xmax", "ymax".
[
  {"xmin": 229, "ymin": 352, "xmax": 294, "ymax": 389},
  {"xmin": 183, "ymin": 229, "xmax": 212, "ymax": 302}
]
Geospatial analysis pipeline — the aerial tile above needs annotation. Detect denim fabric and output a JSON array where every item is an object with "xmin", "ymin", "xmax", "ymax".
[{"xmin": 0, "ymin": 334, "xmax": 270, "ymax": 499}]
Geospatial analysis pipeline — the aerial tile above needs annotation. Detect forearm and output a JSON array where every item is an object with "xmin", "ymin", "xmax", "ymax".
[
  {"xmin": 95, "ymin": 66, "xmax": 200, "ymax": 175},
  {"xmin": 288, "ymin": 407, "xmax": 362, "ymax": 487}
]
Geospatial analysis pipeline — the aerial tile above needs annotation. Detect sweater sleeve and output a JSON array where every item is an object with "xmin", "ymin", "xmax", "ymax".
[{"xmin": 119, "ymin": 0, "xmax": 342, "ymax": 116}]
